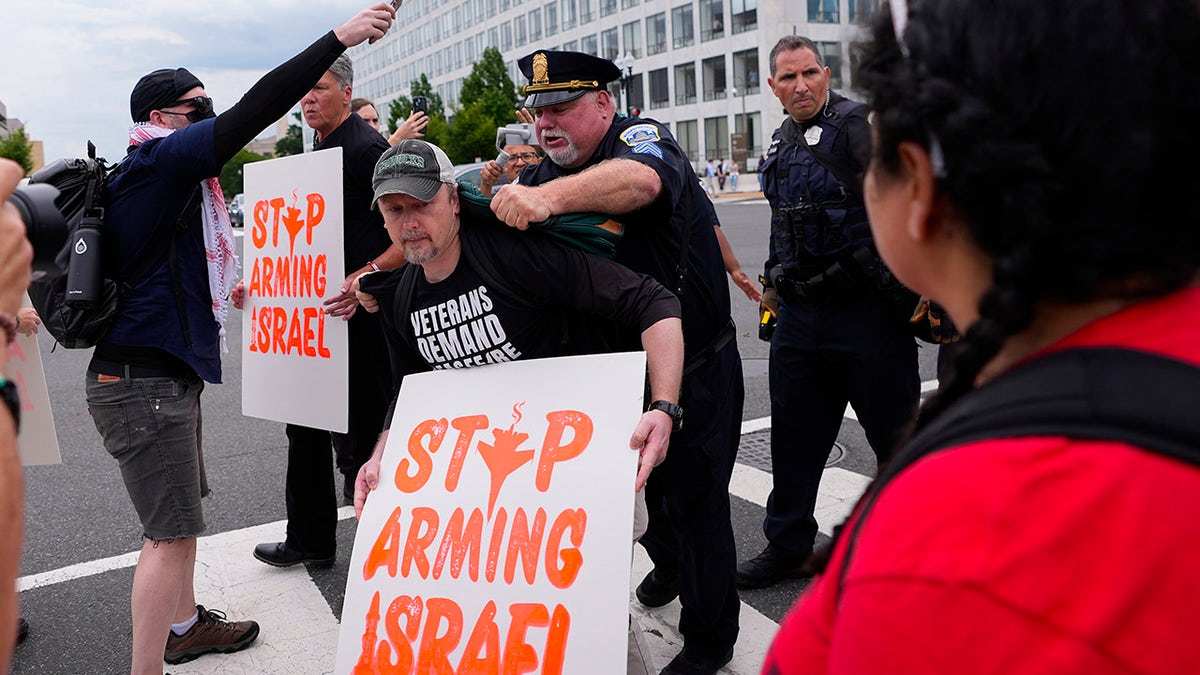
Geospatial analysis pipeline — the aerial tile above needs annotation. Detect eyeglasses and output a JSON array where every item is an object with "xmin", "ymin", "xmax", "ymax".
[
  {"xmin": 158, "ymin": 96, "xmax": 215, "ymax": 124},
  {"xmin": 511, "ymin": 152, "xmax": 540, "ymax": 162},
  {"xmin": 887, "ymin": 0, "xmax": 947, "ymax": 178}
]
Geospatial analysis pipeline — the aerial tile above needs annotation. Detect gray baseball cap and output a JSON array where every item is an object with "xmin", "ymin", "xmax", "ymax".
[{"xmin": 371, "ymin": 139, "xmax": 456, "ymax": 207}]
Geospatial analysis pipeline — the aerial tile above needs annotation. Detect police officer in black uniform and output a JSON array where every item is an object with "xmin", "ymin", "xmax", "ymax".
[
  {"xmin": 736, "ymin": 36, "xmax": 920, "ymax": 589},
  {"xmin": 490, "ymin": 50, "xmax": 744, "ymax": 675}
]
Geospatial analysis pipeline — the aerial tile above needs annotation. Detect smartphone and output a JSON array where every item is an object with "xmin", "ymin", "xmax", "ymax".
[{"xmin": 413, "ymin": 96, "xmax": 428, "ymax": 115}]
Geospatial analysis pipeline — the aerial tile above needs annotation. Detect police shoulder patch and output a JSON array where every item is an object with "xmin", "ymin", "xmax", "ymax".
[{"xmin": 620, "ymin": 124, "xmax": 661, "ymax": 147}]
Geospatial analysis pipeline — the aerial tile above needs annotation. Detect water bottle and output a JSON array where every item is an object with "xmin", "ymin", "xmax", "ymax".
[{"xmin": 65, "ymin": 215, "xmax": 104, "ymax": 308}]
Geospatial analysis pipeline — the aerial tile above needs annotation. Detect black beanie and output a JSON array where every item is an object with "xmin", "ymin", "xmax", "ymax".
[{"xmin": 129, "ymin": 68, "xmax": 205, "ymax": 122}]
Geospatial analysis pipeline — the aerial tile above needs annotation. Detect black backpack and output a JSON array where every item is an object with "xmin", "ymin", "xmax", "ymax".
[
  {"xmin": 836, "ymin": 347, "xmax": 1200, "ymax": 598},
  {"xmin": 25, "ymin": 143, "xmax": 192, "ymax": 349}
]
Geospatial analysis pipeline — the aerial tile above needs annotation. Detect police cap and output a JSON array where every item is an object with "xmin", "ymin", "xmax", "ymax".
[{"xmin": 518, "ymin": 50, "xmax": 621, "ymax": 108}]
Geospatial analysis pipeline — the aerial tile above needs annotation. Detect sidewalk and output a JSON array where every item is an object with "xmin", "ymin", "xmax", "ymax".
[{"xmin": 707, "ymin": 175, "xmax": 765, "ymax": 201}]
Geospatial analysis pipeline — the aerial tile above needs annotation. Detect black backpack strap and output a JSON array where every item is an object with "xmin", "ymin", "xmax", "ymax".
[{"xmin": 837, "ymin": 347, "xmax": 1200, "ymax": 600}]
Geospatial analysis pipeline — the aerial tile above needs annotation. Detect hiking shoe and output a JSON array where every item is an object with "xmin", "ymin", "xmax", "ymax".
[
  {"xmin": 253, "ymin": 541, "xmax": 335, "ymax": 568},
  {"xmin": 164, "ymin": 605, "xmax": 259, "ymax": 665},
  {"xmin": 635, "ymin": 567, "xmax": 681, "ymax": 608},
  {"xmin": 735, "ymin": 545, "xmax": 812, "ymax": 589}
]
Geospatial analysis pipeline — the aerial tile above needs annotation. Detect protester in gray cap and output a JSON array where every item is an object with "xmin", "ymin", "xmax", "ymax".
[{"xmin": 85, "ymin": 5, "xmax": 395, "ymax": 672}]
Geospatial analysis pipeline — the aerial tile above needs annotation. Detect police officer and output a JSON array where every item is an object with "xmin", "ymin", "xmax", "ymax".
[
  {"xmin": 737, "ymin": 36, "xmax": 920, "ymax": 589},
  {"xmin": 490, "ymin": 50, "xmax": 744, "ymax": 675}
]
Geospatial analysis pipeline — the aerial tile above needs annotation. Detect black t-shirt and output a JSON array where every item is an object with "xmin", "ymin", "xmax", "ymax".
[
  {"xmin": 314, "ymin": 113, "xmax": 392, "ymax": 272},
  {"xmin": 370, "ymin": 221, "xmax": 680, "ymax": 425},
  {"xmin": 521, "ymin": 116, "xmax": 731, "ymax": 350}
]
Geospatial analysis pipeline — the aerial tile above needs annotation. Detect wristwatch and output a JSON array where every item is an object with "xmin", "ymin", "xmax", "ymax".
[
  {"xmin": 0, "ymin": 376, "xmax": 20, "ymax": 432},
  {"xmin": 647, "ymin": 400, "xmax": 683, "ymax": 431}
]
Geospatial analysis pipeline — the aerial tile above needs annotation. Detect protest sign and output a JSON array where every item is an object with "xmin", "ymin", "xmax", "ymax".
[
  {"xmin": 7, "ymin": 327, "xmax": 60, "ymax": 466},
  {"xmin": 336, "ymin": 352, "xmax": 646, "ymax": 674},
  {"xmin": 241, "ymin": 149, "xmax": 349, "ymax": 432}
]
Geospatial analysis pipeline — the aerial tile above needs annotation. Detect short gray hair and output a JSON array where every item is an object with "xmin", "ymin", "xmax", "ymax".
[
  {"xmin": 329, "ymin": 54, "xmax": 354, "ymax": 90},
  {"xmin": 769, "ymin": 36, "xmax": 823, "ymax": 77}
]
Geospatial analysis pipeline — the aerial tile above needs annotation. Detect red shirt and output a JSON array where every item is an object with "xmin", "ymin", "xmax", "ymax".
[{"xmin": 764, "ymin": 287, "xmax": 1200, "ymax": 675}]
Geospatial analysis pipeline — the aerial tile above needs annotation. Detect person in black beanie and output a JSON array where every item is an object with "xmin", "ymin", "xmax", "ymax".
[{"xmin": 85, "ymin": 5, "xmax": 395, "ymax": 673}]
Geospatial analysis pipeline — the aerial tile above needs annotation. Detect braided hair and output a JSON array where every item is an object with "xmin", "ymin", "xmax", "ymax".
[{"xmin": 808, "ymin": 0, "xmax": 1200, "ymax": 574}]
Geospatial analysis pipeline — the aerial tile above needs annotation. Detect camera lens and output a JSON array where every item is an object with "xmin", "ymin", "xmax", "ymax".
[{"xmin": 9, "ymin": 183, "xmax": 69, "ymax": 279}]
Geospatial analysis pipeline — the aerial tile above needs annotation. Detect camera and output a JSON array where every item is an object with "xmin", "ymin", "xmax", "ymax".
[
  {"xmin": 494, "ymin": 123, "xmax": 535, "ymax": 169},
  {"xmin": 8, "ymin": 183, "xmax": 70, "ymax": 281},
  {"xmin": 412, "ymin": 96, "xmax": 427, "ymax": 115}
]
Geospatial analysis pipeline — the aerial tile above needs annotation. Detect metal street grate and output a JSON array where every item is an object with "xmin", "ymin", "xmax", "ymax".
[{"xmin": 736, "ymin": 429, "xmax": 845, "ymax": 473}]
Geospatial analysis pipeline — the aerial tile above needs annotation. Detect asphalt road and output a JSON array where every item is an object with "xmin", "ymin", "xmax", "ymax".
[{"xmin": 10, "ymin": 195, "xmax": 941, "ymax": 674}]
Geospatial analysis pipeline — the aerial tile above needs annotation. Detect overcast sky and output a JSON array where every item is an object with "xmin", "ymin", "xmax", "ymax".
[{"xmin": 0, "ymin": 1, "xmax": 376, "ymax": 164}]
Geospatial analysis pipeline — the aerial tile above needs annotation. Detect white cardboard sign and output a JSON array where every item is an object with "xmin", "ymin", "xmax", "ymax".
[
  {"xmin": 241, "ymin": 149, "xmax": 349, "ymax": 432},
  {"xmin": 335, "ymin": 352, "xmax": 645, "ymax": 674},
  {"xmin": 8, "ymin": 328, "xmax": 60, "ymax": 466}
]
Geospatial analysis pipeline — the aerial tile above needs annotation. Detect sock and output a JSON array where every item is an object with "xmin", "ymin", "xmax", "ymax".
[{"xmin": 171, "ymin": 611, "xmax": 199, "ymax": 636}]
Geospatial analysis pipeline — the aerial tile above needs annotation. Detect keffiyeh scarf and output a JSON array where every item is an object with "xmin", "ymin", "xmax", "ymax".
[{"xmin": 129, "ymin": 122, "xmax": 240, "ymax": 353}]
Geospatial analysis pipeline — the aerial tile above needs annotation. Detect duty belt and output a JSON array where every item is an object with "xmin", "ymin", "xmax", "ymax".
[
  {"xmin": 772, "ymin": 247, "xmax": 880, "ymax": 304},
  {"xmin": 683, "ymin": 318, "xmax": 736, "ymax": 376}
]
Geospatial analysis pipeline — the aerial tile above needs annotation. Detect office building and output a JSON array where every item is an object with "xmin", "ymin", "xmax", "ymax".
[{"xmin": 348, "ymin": 0, "xmax": 878, "ymax": 170}]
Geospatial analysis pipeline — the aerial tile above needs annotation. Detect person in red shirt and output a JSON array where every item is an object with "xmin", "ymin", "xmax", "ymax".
[{"xmin": 763, "ymin": 0, "xmax": 1200, "ymax": 673}]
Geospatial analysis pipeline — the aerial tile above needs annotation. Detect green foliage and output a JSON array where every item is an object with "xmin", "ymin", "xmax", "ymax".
[
  {"xmin": 0, "ymin": 128, "xmax": 34, "ymax": 175},
  {"xmin": 441, "ymin": 105, "xmax": 498, "ymax": 164},
  {"xmin": 274, "ymin": 112, "xmax": 304, "ymax": 157},
  {"xmin": 386, "ymin": 97, "xmax": 410, "ymax": 134},
  {"xmin": 219, "ymin": 148, "xmax": 269, "ymax": 196},
  {"xmin": 459, "ymin": 47, "xmax": 519, "ymax": 124}
]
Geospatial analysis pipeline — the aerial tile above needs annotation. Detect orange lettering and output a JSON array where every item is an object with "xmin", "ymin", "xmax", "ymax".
[
  {"xmin": 458, "ymin": 601, "xmax": 500, "ymax": 675},
  {"xmin": 396, "ymin": 419, "xmax": 448, "ymax": 493},
  {"xmin": 446, "ymin": 415, "xmax": 489, "ymax": 491},
  {"xmin": 502, "ymin": 604, "xmax": 547, "ymax": 675},
  {"xmin": 486, "ymin": 507, "xmax": 508, "ymax": 583},
  {"xmin": 477, "ymin": 425, "xmax": 535, "ymax": 518},
  {"xmin": 302, "ymin": 307, "xmax": 319, "ymax": 357},
  {"xmin": 542, "ymin": 605, "xmax": 570, "ymax": 675},
  {"xmin": 286, "ymin": 307, "xmax": 303, "ymax": 355},
  {"xmin": 317, "ymin": 309, "xmax": 331, "ymax": 358},
  {"xmin": 251, "ymin": 199, "xmax": 269, "ymax": 249},
  {"xmin": 248, "ymin": 257, "xmax": 263, "ymax": 297},
  {"xmin": 271, "ymin": 307, "xmax": 287, "ymax": 354},
  {"xmin": 315, "ymin": 254, "xmax": 328, "ymax": 297},
  {"xmin": 306, "ymin": 193, "xmax": 325, "ymax": 244},
  {"xmin": 545, "ymin": 509, "xmax": 586, "ymax": 589},
  {"xmin": 380, "ymin": 594, "xmax": 422, "ymax": 673},
  {"xmin": 536, "ymin": 411, "xmax": 593, "ymax": 492},
  {"xmin": 364, "ymin": 506, "xmax": 404, "ymax": 581},
  {"xmin": 504, "ymin": 508, "xmax": 547, "ymax": 585},
  {"xmin": 417, "ymin": 598, "xmax": 463, "ymax": 674},
  {"xmin": 402, "ymin": 507, "xmax": 439, "ymax": 579},
  {"xmin": 352, "ymin": 591, "xmax": 382, "ymax": 675},
  {"xmin": 433, "ymin": 507, "xmax": 484, "ymax": 581}
]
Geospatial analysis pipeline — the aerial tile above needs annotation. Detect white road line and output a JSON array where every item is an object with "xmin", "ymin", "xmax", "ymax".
[{"xmin": 20, "ymin": 382, "xmax": 938, "ymax": 593}]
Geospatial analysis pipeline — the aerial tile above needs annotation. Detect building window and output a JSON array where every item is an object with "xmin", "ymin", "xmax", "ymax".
[
  {"xmin": 515, "ymin": 15, "xmax": 528, "ymax": 47},
  {"xmin": 501, "ymin": 21, "xmax": 513, "ymax": 50},
  {"xmin": 562, "ymin": 39, "xmax": 578, "ymax": 51},
  {"xmin": 600, "ymin": 0, "xmax": 617, "ymax": 17},
  {"xmin": 622, "ymin": 0, "xmax": 640, "ymax": 8},
  {"xmin": 700, "ymin": 0, "xmax": 724, "ymax": 42},
  {"xmin": 676, "ymin": 120, "xmax": 699, "ymax": 161},
  {"xmin": 671, "ymin": 4, "xmax": 695, "ymax": 49},
  {"xmin": 529, "ymin": 8, "xmax": 543, "ymax": 40},
  {"xmin": 580, "ymin": 0, "xmax": 595, "ymax": 23},
  {"xmin": 627, "ymin": 72, "xmax": 645, "ymax": 113},
  {"xmin": 500, "ymin": 0, "xmax": 510, "ymax": 11},
  {"xmin": 545, "ymin": 2, "xmax": 559, "ymax": 35},
  {"xmin": 701, "ymin": 55, "xmax": 727, "ymax": 101},
  {"xmin": 601, "ymin": 27, "xmax": 619, "ymax": 60},
  {"xmin": 849, "ymin": 0, "xmax": 880, "ymax": 23},
  {"xmin": 674, "ymin": 61, "xmax": 697, "ymax": 105},
  {"xmin": 732, "ymin": 48, "xmax": 760, "ymax": 95},
  {"xmin": 581, "ymin": 34, "xmax": 599, "ymax": 56},
  {"xmin": 704, "ymin": 115, "xmax": 729, "ymax": 160},
  {"xmin": 808, "ymin": 0, "xmax": 839, "ymax": 23},
  {"xmin": 730, "ymin": 0, "xmax": 757, "ymax": 33},
  {"xmin": 816, "ymin": 41, "xmax": 842, "ymax": 88},
  {"xmin": 561, "ymin": 0, "xmax": 576, "ymax": 29},
  {"xmin": 622, "ymin": 20, "xmax": 643, "ymax": 58},
  {"xmin": 646, "ymin": 13, "xmax": 667, "ymax": 55},
  {"xmin": 649, "ymin": 68, "xmax": 670, "ymax": 109},
  {"xmin": 733, "ymin": 111, "xmax": 762, "ymax": 160}
]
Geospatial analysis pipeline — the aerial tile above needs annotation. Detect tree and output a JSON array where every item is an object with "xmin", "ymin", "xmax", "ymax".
[
  {"xmin": 274, "ymin": 112, "xmax": 304, "ymax": 157},
  {"xmin": 219, "ymin": 148, "xmax": 269, "ymax": 196},
  {"xmin": 0, "ymin": 128, "xmax": 34, "ymax": 175},
  {"xmin": 441, "ymin": 105, "xmax": 499, "ymax": 164},
  {"xmin": 386, "ymin": 74, "xmax": 448, "ymax": 148},
  {"xmin": 459, "ymin": 47, "xmax": 519, "ymax": 124}
]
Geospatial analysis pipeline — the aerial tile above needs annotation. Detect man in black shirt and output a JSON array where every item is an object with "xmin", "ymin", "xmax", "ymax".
[
  {"xmin": 353, "ymin": 138, "xmax": 684, "ymax": 504},
  {"xmin": 253, "ymin": 52, "xmax": 407, "ymax": 569}
]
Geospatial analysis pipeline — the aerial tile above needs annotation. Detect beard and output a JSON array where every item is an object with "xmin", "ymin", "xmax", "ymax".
[
  {"xmin": 401, "ymin": 233, "xmax": 437, "ymax": 265},
  {"xmin": 540, "ymin": 132, "xmax": 582, "ymax": 168}
]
